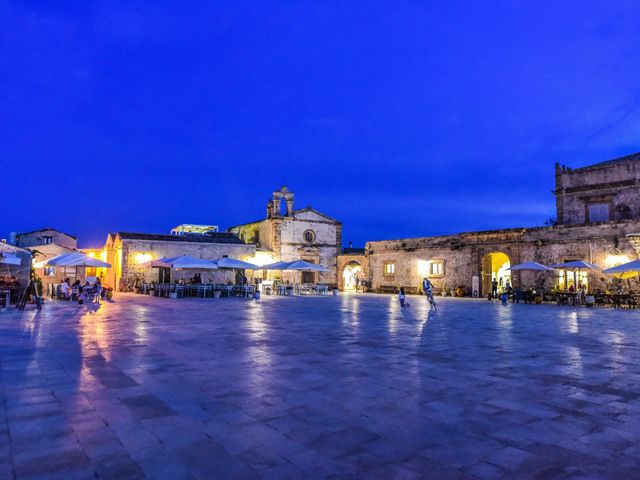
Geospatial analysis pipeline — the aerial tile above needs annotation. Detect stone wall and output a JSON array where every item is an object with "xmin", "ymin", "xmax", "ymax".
[
  {"xmin": 340, "ymin": 221, "xmax": 640, "ymax": 294},
  {"xmin": 106, "ymin": 237, "xmax": 255, "ymax": 291},
  {"xmin": 278, "ymin": 216, "xmax": 340, "ymax": 285},
  {"xmin": 555, "ymin": 156, "xmax": 640, "ymax": 225},
  {"xmin": 17, "ymin": 229, "xmax": 77, "ymax": 250}
]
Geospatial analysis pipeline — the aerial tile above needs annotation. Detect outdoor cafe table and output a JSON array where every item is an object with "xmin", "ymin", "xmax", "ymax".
[
  {"xmin": 555, "ymin": 292, "xmax": 580, "ymax": 306},
  {"xmin": 295, "ymin": 284, "xmax": 329, "ymax": 295},
  {"xmin": 596, "ymin": 293, "xmax": 638, "ymax": 308}
]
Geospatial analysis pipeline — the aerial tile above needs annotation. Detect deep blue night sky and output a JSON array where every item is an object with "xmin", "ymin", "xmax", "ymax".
[{"xmin": 2, "ymin": 1, "xmax": 640, "ymax": 248}]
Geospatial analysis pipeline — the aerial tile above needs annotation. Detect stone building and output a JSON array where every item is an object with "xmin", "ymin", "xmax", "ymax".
[
  {"xmin": 104, "ymin": 232, "xmax": 254, "ymax": 291},
  {"xmin": 339, "ymin": 153, "xmax": 640, "ymax": 295},
  {"xmin": 229, "ymin": 186, "xmax": 342, "ymax": 285},
  {"xmin": 16, "ymin": 228, "xmax": 79, "ymax": 293},
  {"xmin": 555, "ymin": 152, "xmax": 640, "ymax": 225},
  {"xmin": 16, "ymin": 228, "xmax": 77, "ymax": 250}
]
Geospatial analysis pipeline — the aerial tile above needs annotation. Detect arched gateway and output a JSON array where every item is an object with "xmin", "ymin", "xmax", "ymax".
[
  {"xmin": 342, "ymin": 261, "xmax": 363, "ymax": 291},
  {"xmin": 481, "ymin": 251, "xmax": 511, "ymax": 295}
]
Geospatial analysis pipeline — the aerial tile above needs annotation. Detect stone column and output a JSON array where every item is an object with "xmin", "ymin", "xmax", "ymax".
[{"xmin": 272, "ymin": 196, "xmax": 281, "ymax": 216}]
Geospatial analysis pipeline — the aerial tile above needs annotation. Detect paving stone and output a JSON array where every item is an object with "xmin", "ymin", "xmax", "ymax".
[{"xmin": 1, "ymin": 294, "xmax": 640, "ymax": 478}]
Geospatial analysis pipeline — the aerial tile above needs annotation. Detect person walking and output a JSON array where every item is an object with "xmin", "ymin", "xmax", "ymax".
[
  {"xmin": 422, "ymin": 277, "xmax": 437, "ymax": 310},
  {"xmin": 398, "ymin": 287, "xmax": 409, "ymax": 308},
  {"xmin": 422, "ymin": 277, "xmax": 434, "ymax": 295}
]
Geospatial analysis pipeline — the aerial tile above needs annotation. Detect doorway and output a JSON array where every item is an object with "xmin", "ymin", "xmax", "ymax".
[
  {"xmin": 481, "ymin": 252, "xmax": 511, "ymax": 295},
  {"xmin": 301, "ymin": 271, "xmax": 315, "ymax": 284},
  {"xmin": 342, "ymin": 262, "xmax": 362, "ymax": 291}
]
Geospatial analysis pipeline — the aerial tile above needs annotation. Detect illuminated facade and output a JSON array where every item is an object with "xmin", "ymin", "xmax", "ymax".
[
  {"xmin": 339, "ymin": 153, "xmax": 640, "ymax": 294},
  {"xmin": 16, "ymin": 228, "xmax": 79, "ymax": 291},
  {"xmin": 229, "ymin": 186, "xmax": 342, "ymax": 285},
  {"xmin": 103, "ymin": 232, "xmax": 255, "ymax": 292}
]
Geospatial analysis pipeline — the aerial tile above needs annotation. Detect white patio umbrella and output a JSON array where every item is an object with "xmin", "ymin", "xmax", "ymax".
[
  {"xmin": 47, "ymin": 252, "xmax": 111, "ymax": 268},
  {"xmin": 262, "ymin": 261, "xmax": 293, "ymax": 270},
  {"xmin": 603, "ymin": 259, "xmax": 640, "ymax": 279},
  {"xmin": 551, "ymin": 260, "xmax": 601, "ymax": 271},
  {"xmin": 213, "ymin": 257, "xmax": 260, "ymax": 284},
  {"xmin": 46, "ymin": 252, "xmax": 111, "ymax": 283},
  {"xmin": 283, "ymin": 260, "xmax": 329, "ymax": 286},
  {"xmin": 286, "ymin": 260, "xmax": 329, "ymax": 272},
  {"xmin": 151, "ymin": 256, "xmax": 218, "ymax": 269},
  {"xmin": 214, "ymin": 258, "xmax": 260, "ymax": 270},
  {"xmin": 551, "ymin": 260, "xmax": 601, "ymax": 290},
  {"xmin": 508, "ymin": 262, "xmax": 556, "ymax": 271}
]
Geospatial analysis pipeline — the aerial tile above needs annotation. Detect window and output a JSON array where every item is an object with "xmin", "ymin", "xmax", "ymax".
[
  {"xmin": 429, "ymin": 260, "xmax": 445, "ymax": 277},
  {"xmin": 42, "ymin": 235, "xmax": 53, "ymax": 245},
  {"xmin": 303, "ymin": 230, "xmax": 316, "ymax": 244},
  {"xmin": 44, "ymin": 267, "xmax": 55, "ymax": 276},
  {"xmin": 557, "ymin": 270, "xmax": 588, "ymax": 291},
  {"xmin": 587, "ymin": 203, "xmax": 610, "ymax": 223},
  {"xmin": 383, "ymin": 262, "xmax": 395, "ymax": 276}
]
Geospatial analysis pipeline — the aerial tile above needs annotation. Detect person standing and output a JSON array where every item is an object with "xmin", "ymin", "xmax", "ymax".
[{"xmin": 491, "ymin": 279, "xmax": 498, "ymax": 300}]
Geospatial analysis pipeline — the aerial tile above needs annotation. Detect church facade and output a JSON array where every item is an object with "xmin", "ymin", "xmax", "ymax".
[
  {"xmin": 229, "ymin": 186, "xmax": 342, "ymax": 285},
  {"xmin": 338, "ymin": 153, "xmax": 640, "ymax": 295}
]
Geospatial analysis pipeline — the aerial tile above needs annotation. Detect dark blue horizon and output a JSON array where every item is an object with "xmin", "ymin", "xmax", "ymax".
[{"xmin": 2, "ymin": 1, "xmax": 640, "ymax": 248}]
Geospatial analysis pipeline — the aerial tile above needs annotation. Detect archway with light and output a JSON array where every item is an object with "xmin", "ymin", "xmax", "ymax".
[
  {"xmin": 481, "ymin": 252, "xmax": 511, "ymax": 295},
  {"xmin": 342, "ymin": 261, "xmax": 363, "ymax": 291}
]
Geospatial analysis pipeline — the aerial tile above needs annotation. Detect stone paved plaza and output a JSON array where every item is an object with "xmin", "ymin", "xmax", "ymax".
[{"xmin": 0, "ymin": 294, "xmax": 639, "ymax": 479}]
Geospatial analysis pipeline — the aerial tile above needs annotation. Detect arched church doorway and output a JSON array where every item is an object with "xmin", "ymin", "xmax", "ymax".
[
  {"xmin": 342, "ymin": 262, "xmax": 363, "ymax": 291},
  {"xmin": 481, "ymin": 252, "xmax": 511, "ymax": 295}
]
